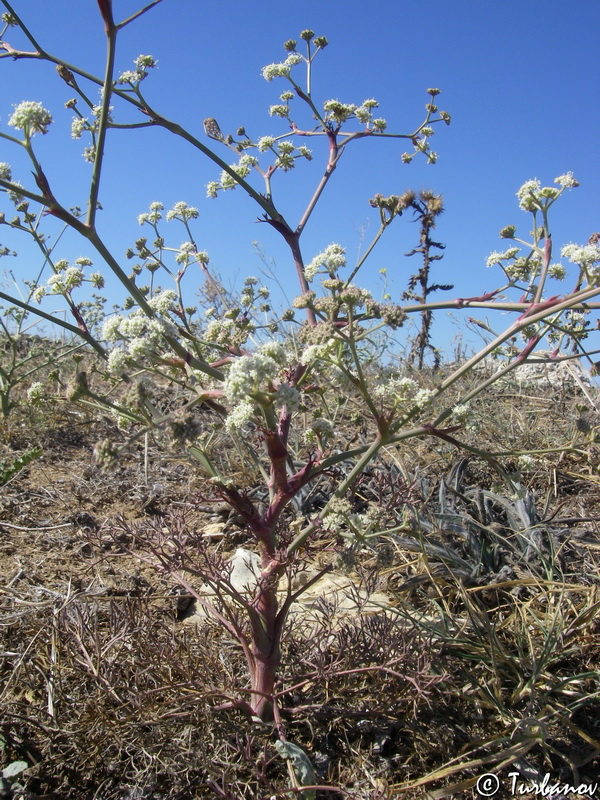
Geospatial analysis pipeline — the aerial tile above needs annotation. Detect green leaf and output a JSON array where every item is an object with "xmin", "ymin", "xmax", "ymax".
[
  {"xmin": 3, "ymin": 760, "xmax": 28, "ymax": 778},
  {"xmin": 274, "ymin": 740, "xmax": 316, "ymax": 799}
]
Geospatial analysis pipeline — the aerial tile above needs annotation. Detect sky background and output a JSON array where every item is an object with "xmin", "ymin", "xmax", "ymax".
[{"xmin": 1, "ymin": 0, "xmax": 599, "ymax": 359}]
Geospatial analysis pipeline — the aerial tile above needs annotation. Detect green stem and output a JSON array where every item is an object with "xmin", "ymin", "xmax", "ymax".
[
  {"xmin": 533, "ymin": 210, "xmax": 551, "ymax": 305},
  {"xmin": 134, "ymin": 99, "xmax": 285, "ymax": 224},
  {"xmin": 86, "ymin": 17, "xmax": 117, "ymax": 228},
  {"xmin": 116, "ymin": 0, "xmax": 165, "ymax": 29},
  {"xmin": 85, "ymin": 229, "xmax": 224, "ymax": 380},
  {"xmin": 286, "ymin": 433, "xmax": 389, "ymax": 556},
  {"xmin": 0, "ymin": 291, "xmax": 105, "ymax": 356},
  {"xmin": 295, "ymin": 131, "xmax": 362, "ymax": 237},
  {"xmin": 344, "ymin": 222, "xmax": 387, "ymax": 286},
  {"xmin": 424, "ymin": 288, "xmax": 600, "ymax": 414},
  {"xmin": 0, "ymin": 0, "xmax": 44, "ymax": 52},
  {"xmin": 345, "ymin": 314, "xmax": 381, "ymax": 422}
]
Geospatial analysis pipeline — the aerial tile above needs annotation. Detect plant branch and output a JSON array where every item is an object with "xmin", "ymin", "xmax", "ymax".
[
  {"xmin": 0, "ymin": 291, "xmax": 106, "ymax": 356},
  {"xmin": 0, "ymin": 0, "xmax": 44, "ymax": 52},
  {"xmin": 117, "ymin": 0, "xmax": 166, "ymax": 29},
  {"xmin": 86, "ymin": 14, "xmax": 117, "ymax": 228}
]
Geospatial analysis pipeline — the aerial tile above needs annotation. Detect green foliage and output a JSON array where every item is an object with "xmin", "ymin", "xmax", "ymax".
[
  {"xmin": 0, "ymin": 731, "xmax": 28, "ymax": 796},
  {"xmin": 274, "ymin": 739, "xmax": 316, "ymax": 799}
]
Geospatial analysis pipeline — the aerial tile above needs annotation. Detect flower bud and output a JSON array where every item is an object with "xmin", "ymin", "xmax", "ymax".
[{"xmin": 56, "ymin": 63, "xmax": 75, "ymax": 86}]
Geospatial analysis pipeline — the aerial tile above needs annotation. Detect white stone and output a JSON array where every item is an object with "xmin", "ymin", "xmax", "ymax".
[
  {"xmin": 182, "ymin": 551, "xmax": 393, "ymax": 631},
  {"xmin": 228, "ymin": 547, "xmax": 261, "ymax": 593}
]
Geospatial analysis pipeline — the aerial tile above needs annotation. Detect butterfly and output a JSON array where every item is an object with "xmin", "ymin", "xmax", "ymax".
[{"xmin": 203, "ymin": 117, "xmax": 224, "ymax": 141}]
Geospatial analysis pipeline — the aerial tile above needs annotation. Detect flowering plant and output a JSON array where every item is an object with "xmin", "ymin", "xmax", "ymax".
[{"xmin": 0, "ymin": 2, "xmax": 599, "ymax": 738}]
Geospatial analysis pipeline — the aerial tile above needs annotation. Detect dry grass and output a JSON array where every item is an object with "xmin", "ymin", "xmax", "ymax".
[{"xmin": 1, "ymin": 351, "xmax": 599, "ymax": 798}]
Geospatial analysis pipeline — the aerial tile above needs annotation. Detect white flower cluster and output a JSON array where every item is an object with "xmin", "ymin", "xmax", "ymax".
[
  {"xmin": 450, "ymin": 403, "xmax": 471, "ymax": 424},
  {"xmin": 166, "ymin": 201, "xmax": 199, "ymax": 222},
  {"xmin": 27, "ymin": 381, "xmax": 46, "ymax": 404},
  {"xmin": 207, "ymin": 155, "xmax": 259, "ymax": 197},
  {"xmin": 68, "ymin": 103, "xmax": 112, "ymax": 161},
  {"xmin": 71, "ymin": 117, "xmax": 88, "ymax": 139},
  {"xmin": 401, "ymin": 108, "xmax": 446, "ymax": 165},
  {"xmin": 559, "ymin": 242, "xmax": 600, "ymax": 286},
  {"xmin": 305, "ymin": 243, "xmax": 347, "ymax": 281},
  {"xmin": 547, "ymin": 263, "xmax": 567, "ymax": 280},
  {"xmin": 485, "ymin": 247, "xmax": 520, "ymax": 267},
  {"xmin": 321, "ymin": 496, "xmax": 377, "ymax": 538},
  {"xmin": 207, "ymin": 138, "xmax": 311, "ymax": 195},
  {"xmin": 516, "ymin": 179, "xmax": 541, "ymax": 211},
  {"xmin": 321, "ymin": 497, "xmax": 354, "ymax": 534},
  {"xmin": 321, "ymin": 99, "xmax": 385, "ymax": 132},
  {"xmin": 204, "ymin": 318, "xmax": 234, "ymax": 342},
  {"xmin": 564, "ymin": 310, "xmax": 588, "ymax": 336},
  {"xmin": 517, "ymin": 173, "xmax": 579, "ymax": 212},
  {"xmin": 239, "ymin": 277, "xmax": 270, "ymax": 310},
  {"xmin": 450, "ymin": 402, "xmax": 480, "ymax": 433},
  {"xmin": 275, "ymin": 383, "xmax": 301, "ymax": 412},
  {"xmin": 102, "ymin": 291, "xmax": 179, "ymax": 374},
  {"xmin": 372, "ymin": 375, "xmax": 435, "ymax": 412},
  {"xmin": 261, "ymin": 54, "xmax": 302, "ymax": 82},
  {"xmin": 554, "ymin": 172, "xmax": 579, "ymax": 189},
  {"xmin": 413, "ymin": 388, "xmax": 436, "ymax": 408},
  {"xmin": 223, "ymin": 344, "xmax": 285, "ymax": 405},
  {"xmin": 224, "ymin": 401, "xmax": 256, "ymax": 432},
  {"xmin": 485, "ymin": 246, "xmax": 555, "ymax": 282},
  {"xmin": 269, "ymin": 102, "xmax": 292, "ymax": 118},
  {"xmin": 561, "ymin": 242, "xmax": 600, "ymax": 268},
  {"xmin": 47, "ymin": 266, "xmax": 83, "ymax": 293},
  {"xmin": 175, "ymin": 241, "xmax": 209, "ymax": 266},
  {"xmin": 272, "ymin": 139, "xmax": 312, "ymax": 171},
  {"xmin": 138, "ymin": 201, "xmax": 164, "ymax": 226},
  {"xmin": 116, "ymin": 54, "xmax": 157, "ymax": 85},
  {"xmin": 258, "ymin": 341, "xmax": 286, "ymax": 363},
  {"xmin": 33, "ymin": 257, "xmax": 99, "ymax": 302},
  {"xmin": 9, "ymin": 101, "xmax": 53, "ymax": 136},
  {"xmin": 300, "ymin": 339, "xmax": 337, "ymax": 366},
  {"xmin": 221, "ymin": 342, "xmax": 293, "ymax": 431},
  {"xmin": 372, "ymin": 375, "xmax": 417, "ymax": 403},
  {"xmin": 337, "ymin": 284, "xmax": 372, "ymax": 310},
  {"xmin": 321, "ymin": 98, "xmax": 386, "ymax": 129},
  {"xmin": 517, "ymin": 454, "xmax": 536, "ymax": 471},
  {"xmin": 148, "ymin": 289, "xmax": 178, "ymax": 314},
  {"xmin": 257, "ymin": 136, "xmax": 276, "ymax": 152}
]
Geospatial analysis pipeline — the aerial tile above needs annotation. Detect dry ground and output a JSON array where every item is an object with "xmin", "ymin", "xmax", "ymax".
[{"xmin": 1, "ymin": 371, "xmax": 599, "ymax": 799}]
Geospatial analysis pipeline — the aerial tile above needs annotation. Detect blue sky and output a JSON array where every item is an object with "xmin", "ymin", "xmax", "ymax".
[{"xmin": 1, "ymin": 0, "xmax": 599, "ymax": 357}]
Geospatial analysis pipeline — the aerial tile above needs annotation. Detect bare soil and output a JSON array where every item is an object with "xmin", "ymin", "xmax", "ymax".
[{"xmin": 1, "ymin": 384, "xmax": 599, "ymax": 799}]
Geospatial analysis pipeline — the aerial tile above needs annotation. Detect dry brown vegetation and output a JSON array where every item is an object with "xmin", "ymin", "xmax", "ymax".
[{"xmin": 1, "ymin": 347, "xmax": 599, "ymax": 799}]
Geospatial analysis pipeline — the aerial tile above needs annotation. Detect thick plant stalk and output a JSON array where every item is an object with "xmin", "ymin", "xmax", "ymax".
[{"xmin": 249, "ymin": 554, "xmax": 285, "ymax": 720}]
